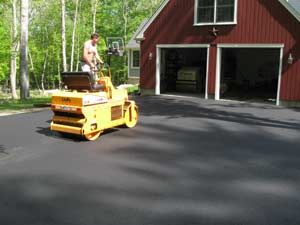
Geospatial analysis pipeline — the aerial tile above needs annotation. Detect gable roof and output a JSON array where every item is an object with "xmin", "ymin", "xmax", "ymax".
[
  {"xmin": 126, "ymin": 19, "xmax": 149, "ymax": 49},
  {"xmin": 287, "ymin": 0, "xmax": 300, "ymax": 13},
  {"xmin": 135, "ymin": 0, "xmax": 170, "ymax": 40},
  {"xmin": 135, "ymin": 0, "xmax": 300, "ymax": 40},
  {"xmin": 278, "ymin": 0, "xmax": 300, "ymax": 20}
]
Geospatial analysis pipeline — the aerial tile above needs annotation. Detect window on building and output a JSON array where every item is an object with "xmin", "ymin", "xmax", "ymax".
[
  {"xmin": 131, "ymin": 50, "xmax": 140, "ymax": 68},
  {"xmin": 195, "ymin": 0, "xmax": 236, "ymax": 25}
]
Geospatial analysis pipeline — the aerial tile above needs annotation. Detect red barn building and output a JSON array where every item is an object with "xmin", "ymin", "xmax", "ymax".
[{"xmin": 135, "ymin": 0, "xmax": 300, "ymax": 106}]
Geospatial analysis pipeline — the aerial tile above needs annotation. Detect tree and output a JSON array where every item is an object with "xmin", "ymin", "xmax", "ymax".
[
  {"xmin": 0, "ymin": 0, "xmax": 163, "ymax": 92},
  {"xmin": 10, "ymin": 0, "xmax": 18, "ymax": 99},
  {"xmin": 20, "ymin": 0, "xmax": 29, "ymax": 99},
  {"xmin": 92, "ymin": 0, "xmax": 98, "ymax": 33},
  {"xmin": 0, "ymin": 1, "xmax": 12, "ymax": 91},
  {"xmin": 70, "ymin": 0, "xmax": 79, "ymax": 71},
  {"xmin": 40, "ymin": 28, "xmax": 49, "ymax": 92},
  {"xmin": 61, "ymin": 0, "xmax": 67, "ymax": 71}
]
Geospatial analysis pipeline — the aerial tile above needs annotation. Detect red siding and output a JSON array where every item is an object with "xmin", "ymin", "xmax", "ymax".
[
  {"xmin": 140, "ymin": 0, "xmax": 300, "ymax": 101},
  {"xmin": 208, "ymin": 46, "xmax": 217, "ymax": 94}
]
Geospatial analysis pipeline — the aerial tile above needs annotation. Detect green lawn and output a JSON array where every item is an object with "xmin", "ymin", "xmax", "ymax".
[
  {"xmin": 0, "ymin": 85, "xmax": 139, "ymax": 111},
  {"xmin": 127, "ymin": 85, "xmax": 140, "ymax": 95},
  {"xmin": 0, "ymin": 91, "xmax": 51, "ymax": 111}
]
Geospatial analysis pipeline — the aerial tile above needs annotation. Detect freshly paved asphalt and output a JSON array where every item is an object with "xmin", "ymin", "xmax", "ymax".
[{"xmin": 0, "ymin": 95, "xmax": 300, "ymax": 225}]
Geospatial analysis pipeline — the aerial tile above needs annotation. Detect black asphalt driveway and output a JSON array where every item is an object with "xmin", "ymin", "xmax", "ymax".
[{"xmin": 0, "ymin": 95, "xmax": 300, "ymax": 225}]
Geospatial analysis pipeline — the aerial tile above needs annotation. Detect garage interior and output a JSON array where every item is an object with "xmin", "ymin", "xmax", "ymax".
[
  {"xmin": 160, "ymin": 48, "xmax": 207, "ymax": 95},
  {"xmin": 220, "ymin": 48, "xmax": 280, "ymax": 103}
]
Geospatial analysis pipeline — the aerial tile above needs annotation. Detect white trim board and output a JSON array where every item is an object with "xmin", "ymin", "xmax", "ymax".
[
  {"xmin": 155, "ymin": 44, "xmax": 210, "ymax": 98},
  {"xmin": 131, "ymin": 49, "xmax": 140, "ymax": 69},
  {"xmin": 194, "ymin": 0, "xmax": 238, "ymax": 26},
  {"xmin": 157, "ymin": 44, "xmax": 210, "ymax": 48},
  {"xmin": 217, "ymin": 44, "xmax": 284, "ymax": 48},
  {"xmin": 215, "ymin": 44, "xmax": 284, "ymax": 106},
  {"xmin": 277, "ymin": 47, "xmax": 284, "ymax": 106}
]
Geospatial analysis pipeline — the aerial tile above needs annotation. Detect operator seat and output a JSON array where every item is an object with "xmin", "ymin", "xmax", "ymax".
[{"xmin": 61, "ymin": 72, "xmax": 104, "ymax": 91}]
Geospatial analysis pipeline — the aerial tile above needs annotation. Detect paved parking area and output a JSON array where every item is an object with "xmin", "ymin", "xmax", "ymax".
[{"xmin": 0, "ymin": 95, "xmax": 300, "ymax": 225}]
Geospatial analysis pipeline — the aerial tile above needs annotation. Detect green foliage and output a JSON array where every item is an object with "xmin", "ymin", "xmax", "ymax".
[
  {"xmin": 0, "ymin": 4, "xmax": 11, "ymax": 83},
  {"xmin": 0, "ymin": 0, "xmax": 163, "ymax": 90}
]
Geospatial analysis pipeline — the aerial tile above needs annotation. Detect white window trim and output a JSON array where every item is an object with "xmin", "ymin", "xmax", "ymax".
[
  {"xmin": 215, "ymin": 44, "xmax": 284, "ymax": 106},
  {"xmin": 156, "ymin": 44, "xmax": 210, "ymax": 98},
  {"xmin": 131, "ymin": 49, "xmax": 140, "ymax": 69},
  {"xmin": 194, "ymin": 0, "xmax": 238, "ymax": 26}
]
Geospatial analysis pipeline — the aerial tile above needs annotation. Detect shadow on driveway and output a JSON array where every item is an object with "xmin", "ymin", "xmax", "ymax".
[
  {"xmin": 135, "ymin": 95, "xmax": 300, "ymax": 130},
  {"xmin": 1, "ymin": 95, "xmax": 300, "ymax": 225}
]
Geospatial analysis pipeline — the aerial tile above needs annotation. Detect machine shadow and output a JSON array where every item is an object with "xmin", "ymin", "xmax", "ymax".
[{"xmin": 36, "ymin": 125, "xmax": 121, "ymax": 142}]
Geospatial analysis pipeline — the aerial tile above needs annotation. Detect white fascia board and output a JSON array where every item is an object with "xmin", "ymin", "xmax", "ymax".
[
  {"xmin": 157, "ymin": 44, "xmax": 210, "ymax": 48},
  {"xmin": 217, "ymin": 44, "xmax": 284, "ymax": 48},
  {"xmin": 135, "ymin": 0, "xmax": 170, "ymax": 40},
  {"xmin": 278, "ymin": 0, "xmax": 300, "ymax": 22}
]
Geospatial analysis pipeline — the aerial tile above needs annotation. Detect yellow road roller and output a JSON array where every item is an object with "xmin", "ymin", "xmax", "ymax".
[{"xmin": 50, "ymin": 70, "xmax": 138, "ymax": 141}]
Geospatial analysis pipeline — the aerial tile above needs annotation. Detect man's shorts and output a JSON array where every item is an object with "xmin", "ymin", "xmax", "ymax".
[{"xmin": 80, "ymin": 61, "xmax": 91, "ymax": 72}]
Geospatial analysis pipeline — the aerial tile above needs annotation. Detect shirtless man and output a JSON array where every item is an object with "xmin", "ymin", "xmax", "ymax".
[{"xmin": 81, "ymin": 33, "xmax": 104, "ymax": 72}]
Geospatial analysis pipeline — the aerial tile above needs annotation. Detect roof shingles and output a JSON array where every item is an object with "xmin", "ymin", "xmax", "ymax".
[{"xmin": 288, "ymin": 0, "xmax": 300, "ymax": 13}]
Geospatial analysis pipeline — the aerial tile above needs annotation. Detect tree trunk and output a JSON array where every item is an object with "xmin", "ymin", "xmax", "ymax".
[
  {"xmin": 92, "ymin": 0, "xmax": 98, "ymax": 32},
  {"xmin": 28, "ymin": 49, "xmax": 41, "ymax": 91},
  {"xmin": 3, "ymin": 79, "xmax": 9, "ymax": 94},
  {"xmin": 58, "ymin": 62, "xmax": 61, "ymax": 89},
  {"xmin": 123, "ymin": 0, "xmax": 128, "ymax": 80},
  {"xmin": 70, "ymin": 0, "xmax": 79, "ymax": 71},
  {"xmin": 61, "ymin": 0, "xmax": 67, "ymax": 71},
  {"xmin": 123, "ymin": 0, "xmax": 128, "ymax": 44},
  {"xmin": 76, "ymin": 1, "xmax": 82, "ymax": 72},
  {"xmin": 76, "ymin": 35, "xmax": 80, "ymax": 72},
  {"xmin": 41, "ymin": 48, "xmax": 48, "ymax": 93},
  {"xmin": 20, "ymin": 0, "xmax": 30, "ymax": 99},
  {"xmin": 57, "ymin": 51, "xmax": 61, "ymax": 89},
  {"xmin": 10, "ymin": 0, "xmax": 18, "ymax": 99}
]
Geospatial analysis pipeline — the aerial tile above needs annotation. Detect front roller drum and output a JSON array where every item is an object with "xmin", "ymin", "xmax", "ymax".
[
  {"xmin": 84, "ymin": 130, "xmax": 102, "ymax": 141},
  {"xmin": 124, "ymin": 104, "xmax": 138, "ymax": 128}
]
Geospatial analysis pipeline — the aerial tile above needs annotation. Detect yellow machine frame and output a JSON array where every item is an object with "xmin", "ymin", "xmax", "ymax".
[{"xmin": 50, "ymin": 69, "xmax": 138, "ymax": 141}]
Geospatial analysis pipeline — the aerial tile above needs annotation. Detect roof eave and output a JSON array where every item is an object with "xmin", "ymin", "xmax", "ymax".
[
  {"xmin": 278, "ymin": 0, "xmax": 300, "ymax": 22},
  {"xmin": 135, "ymin": 36, "xmax": 145, "ymax": 41},
  {"xmin": 134, "ymin": 0, "xmax": 170, "ymax": 40}
]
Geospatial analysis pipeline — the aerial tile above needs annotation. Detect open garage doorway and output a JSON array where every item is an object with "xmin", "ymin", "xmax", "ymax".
[
  {"xmin": 158, "ymin": 46, "xmax": 208, "ymax": 96},
  {"xmin": 219, "ymin": 47, "xmax": 281, "ymax": 103}
]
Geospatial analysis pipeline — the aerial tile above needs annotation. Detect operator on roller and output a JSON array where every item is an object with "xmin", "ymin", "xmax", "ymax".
[
  {"xmin": 80, "ymin": 32, "xmax": 105, "ymax": 90},
  {"xmin": 81, "ymin": 32, "xmax": 104, "ymax": 72}
]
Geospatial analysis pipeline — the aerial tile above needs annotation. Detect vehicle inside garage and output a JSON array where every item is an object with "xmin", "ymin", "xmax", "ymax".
[
  {"xmin": 220, "ymin": 48, "xmax": 280, "ymax": 103},
  {"xmin": 160, "ymin": 48, "xmax": 207, "ymax": 95}
]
